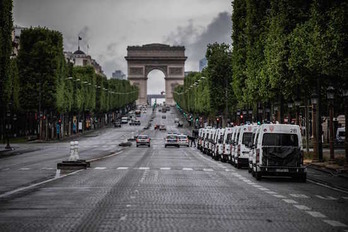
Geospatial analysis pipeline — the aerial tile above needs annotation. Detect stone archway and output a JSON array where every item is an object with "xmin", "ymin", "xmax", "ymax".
[{"xmin": 125, "ymin": 44, "xmax": 187, "ymax": 105}]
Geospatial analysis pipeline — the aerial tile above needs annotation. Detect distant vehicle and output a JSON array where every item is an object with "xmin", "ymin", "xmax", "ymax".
[
  {"xmin": 154, "ymin": 124, "xmax": 159, "ymax": 130},
  {"xmin": 158, "ymin": 109, "xmax": 162, "ymax": 112},
  {"xmin": 121, "ymin": 117, "xmax": 128, "ymax": 124},
  {"xmin": 177, "ymin": 121, "xmax": 183, "ymax": 127},
  {"xmin": 114, "ymin": 121, "xmax": 121, "ymax": 128},
  {"xmin": 251, "ymin": 124, "xmax": 306, "ymax": 182},
  {"xmin": 136, "ymin": 135, "xmax": 151, "ymax": 147},
  {"xmin": 162, "ymin": 115, "xmax": 166, "ymax": 119},
  {"xmin": 336, "ymin": 127, "xmax": 345, "ymax": 144},
  {"xmin": 178, "ymin": 134, "xmax": 189, "ymax": 147},
  {"xmin": 130, "ymin": 119, "xmax": 141, "ymax": 126},
  {"xmin": 135, "ymin": 110, "xmax": 141, "ymax": 117},
  {"xmin": 159, "ymin": 125, "xmax": 166, "ymax": 131},
  {"xmin": 174, "ymin": 118, "xmax": 179, "ymax": 124},
  {"xmin": 164, "ymin": 134, "xmax": 179, "ymax": 148}
]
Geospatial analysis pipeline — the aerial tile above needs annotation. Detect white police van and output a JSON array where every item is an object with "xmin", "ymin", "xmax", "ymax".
[
  {"xmin": 221, "ymin": 127, "xmax": 233, "ymax": 162},
  {"xmin": 251, "ymin": 124, "xmax": 306, "ymax": 182},
  {"xmin": 234, "ymin": 125, "xmax": 259, "ymax": 169}
]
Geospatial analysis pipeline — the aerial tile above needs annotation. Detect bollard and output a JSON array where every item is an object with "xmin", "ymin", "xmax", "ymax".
[
  {"xmin": 57, "ymin": 140, "xmax": 89, "ymax": 169},
  {"xmin": 73, "ymin": 141, "xmax": 80, "ymax": 161},
  {"xmin": 68, "ymin": 141, "xmax": 75, "ymax": 161}
]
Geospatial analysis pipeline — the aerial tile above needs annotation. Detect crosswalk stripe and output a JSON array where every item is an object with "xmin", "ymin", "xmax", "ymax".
[
  {"xmin": 94, "ymin": 167, "xmax": 106, "ymax": 170},
  {"xmin": 323, "ymin": 220, "xmax": 347, "ymax": 227},
  {"xmin": 294, "ymin": 205, "xmax": 311, "ymax": 211},
  {"xmin": 183, "ymin": 168, "xmax": 193, "ymax": 171},
  {"xmin": 283, "ymin": 199, "xmax": 298, "ymax": 204},
  {"xmin": 19, "ymin": 168, "xmax": 30, "ymax": 171},
  {"xmin": 117, "ymin": 167, "xmax": 129, "ymax": 170},
  {"xmin": 290, "ymin": 194, "xmax": 309, "ymax": 198},
  {"xmin": 306, "ymin": 211, "xmax": 326, "ymax": 218},
  {"xmin": 160, "ymin": 167, "xmax": 171, "ymax": 170},
  {"xmin": 138, "ymin": 167, "xmax": 150, "ymax": 170},
  {"xmin": 203, "ymin": 168, "xmax": 214, "ymax": 172}
]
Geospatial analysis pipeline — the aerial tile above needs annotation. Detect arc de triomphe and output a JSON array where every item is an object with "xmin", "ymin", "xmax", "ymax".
[{"xmin": 125, "ymin": 44, "xmax": 187, "ymax": 105}]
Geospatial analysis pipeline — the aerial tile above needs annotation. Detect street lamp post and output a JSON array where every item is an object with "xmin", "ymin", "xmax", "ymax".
[
  {"xmin": 287, "ymin": 101, "xmax": 293, "ymax": 124},
  {"xmin": 342, "ymin": 87, "xmax": 348, "ymax": 167},
  {"xmin": 327, "ymin": 86, "xmax": 335, "ymax": 162},
  {"xmin": 295, "ymin": 98, "xmax": 301, "ymax": 125},
  {"xmin": 311, "ymin": 93, "xmax": 319, "ymax": 162}
]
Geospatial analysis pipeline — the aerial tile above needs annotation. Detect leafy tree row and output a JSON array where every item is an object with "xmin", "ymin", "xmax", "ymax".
[
  {"xmin": 174, "ymin": 43, "xmax": 233, "ymax": 123},
  {"xmin": 0, "ymin": 0, "xmax": 14, "ymax": 140},
  {"xmin": 175, "ymin": 0, "xmax": 347, "ymax": 124},
  {"xmin": 232, "ymin": 0, "xmax": 347, "ymax": 111},
  {"xmin": 16, "ymin": 27, "xmax": 138, "ymax": 118}
]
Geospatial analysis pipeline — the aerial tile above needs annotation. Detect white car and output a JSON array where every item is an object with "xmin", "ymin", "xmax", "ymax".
[{"xmin": 178, "ymin": 134, "xmax": 189, "ymax": 147}]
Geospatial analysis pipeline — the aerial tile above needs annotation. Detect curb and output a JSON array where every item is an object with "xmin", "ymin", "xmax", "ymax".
[{"xmin": 306, "ymin": 164, "xmax": 348, "ymax": 180}]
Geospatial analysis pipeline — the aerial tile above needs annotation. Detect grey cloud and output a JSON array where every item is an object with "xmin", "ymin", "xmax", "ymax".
[{"xmin": 165, "ymin": 12, "xmax": 232, "ymax": 70}]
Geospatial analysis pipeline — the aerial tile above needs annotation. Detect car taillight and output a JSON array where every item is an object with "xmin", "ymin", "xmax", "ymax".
[
  {"xmin": 256, "ymin": 148, "xmax": 260, "ymax": 163},
  {"xmin": 147, "ymin": 139, "xmax": 150, "ymax": 142},
  {"xmin": 186, "ymin": 138, "xmax": 189, "ymax": 143},
  {"xmin": 136, "ymin": 139, "xmax": 139, "ymax": 142}
]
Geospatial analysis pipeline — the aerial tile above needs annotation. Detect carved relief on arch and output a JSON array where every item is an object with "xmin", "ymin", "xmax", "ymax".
[
  {"xmin": 145, "ymin": 65, "xmax": 167, "ymax": 77},
  {"xmin": 129, "ymin": 67, "xmax": 144, "ymax": 75}
]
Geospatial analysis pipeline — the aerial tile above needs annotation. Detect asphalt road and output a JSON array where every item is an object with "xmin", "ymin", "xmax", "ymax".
[{"xmin": 0, "ymin": 107, "xmax": 347, "ymax": 231}]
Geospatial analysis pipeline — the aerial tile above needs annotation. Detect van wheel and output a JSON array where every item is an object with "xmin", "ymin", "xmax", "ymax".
[
  {"xmin": 255, "ymin": 172, "xmax": 262, "ymax": 181},
  {"xmin": 251, "ymin": 169, "xmax": 255, "ymax": 177},
  {"xmin": 296, "ymin": 174, "xmax": 307, "ymax": 183},
  {"xmin": 248, "ymin": 167, "xmax": 251, "ymax": 173},
  {"xmin": 236, "ymin": 163, "xmax": 241, "ymax": 169}
]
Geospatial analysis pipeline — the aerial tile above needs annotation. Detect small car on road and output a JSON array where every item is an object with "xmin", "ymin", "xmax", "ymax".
[
  {"xmin": 159, "ymin": 125, "xmax": 166, "ymax": 131},
  {"xmin": 136, "ymin": 135, "xmax": 151, "ymax": 147},
  {"xmin": 114, "ymin": 121, "xmax": 121, "ymax": 128},
  {"xmin": 164, "ymin": 134, "xmax": 179, "ymax": 148},
  {"xmin": 178, "ymin": 134, "xmax": 189, "ymax": 147}
]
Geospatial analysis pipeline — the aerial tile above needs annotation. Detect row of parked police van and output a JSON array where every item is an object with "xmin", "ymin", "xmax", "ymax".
[{"xmin": 197, "ymin": 123, "xmax": 307, "ymax": 182}]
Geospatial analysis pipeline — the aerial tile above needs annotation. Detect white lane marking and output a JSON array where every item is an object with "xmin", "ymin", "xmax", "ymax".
[
  {"xmin": 138, "ymin": 167, "xmax": 150, "ymax": 170},
  {"xmin": 273, "ymin": 195, "xmax": 286, "ymax": 198},
  {"xmin": 306, "ymin": 211, "xmax": 326, "ymax": 218},
  {"xmin": 19, "ymin": 168, "xmax": 31, "ymax": 171},
  {"xmin": 294, "ymin": 205, "xmax": 311, "ymax": 211},
  {"xmin": 41, "ymin": 167, "xmax": 54, "ymax": 170},
  {"xmin": 94, "ymin": 167, "xmax": 107, "ymax": 170},
  {"xmin": 203, "ymin": 168, "xmax": 214, "ymax": 172},
  {"xmin": 283, "ymin": 199, "xmax": 298, "ymax": 204},
  {"xmin": 323, "ymin": 220, "xmax": 347, "ymax": 227},
  {"xmin": 265, "ymin": 191, "xmax": 277, "ymax": 195},
  {"xmin": 87, "ymin": 150, "xmax": 123, "ymax": 162},
  {"xmin": 119, "ymin": 215, "xmax": 127, "ymax": 221},
  {"xmin": 0, "ymin": 169, "xmax": 83, "ymax": 199},
  {"xmin": 2, "ymin": 168, "xmax": 10, "ymax": 171},
  {"xmin": 160, "ymin": 167, "xmax": 171, "ymax": 170},
  {"xmin": 252, "ymin": 185, "xmax": 263, "ymax": 188},
  {"xmin": 117, "ymin": 167, "xmax": 129, "ymax": 170},
  {"xmin": 258, "ymin": 187, "xmax": 270, "ymax": 191},
  {"xmin": 225, "ymin": 169, "xmax": 235, "ymax": 172},
  {"xmin": 316, "ymin": 195, "xmax": 338, "ymax": 200},
  {"xmin": 290, "ymin": 194, "xmax": 309, "ymax": 199},
  {"xmin": 183, "ymin": 168, "xmax": 193, "ymax": 171},
  {"xmin": 308, "ymin": 179, "xmax": 348, "ymax": 194}
]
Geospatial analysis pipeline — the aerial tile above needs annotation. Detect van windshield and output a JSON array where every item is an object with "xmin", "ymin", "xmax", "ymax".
[
  {"xmin": 338, "ymin": 131, "xmax": 345, "ymax": 137},
  {"xmin": 242, "ymin": 132, "xmax": 253, "ymax": 145},
  {"xmin": 225, "ymin": 133, "xmax": 232, "ymax": 144},
  {"xmin": 262, "ymin": 133, "xmax": 298, "ymax": 147}
]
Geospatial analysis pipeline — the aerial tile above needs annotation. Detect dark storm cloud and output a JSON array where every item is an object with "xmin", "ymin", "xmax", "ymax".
[{"xmin": 165, "ymin": 12, "xmax": 232, "ymax": 70}]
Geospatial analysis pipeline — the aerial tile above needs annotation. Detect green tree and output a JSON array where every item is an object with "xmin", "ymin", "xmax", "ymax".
[
  {"xmin": 205, "ymin": 43, "xmax": 233, "ymax": 120},
  {"xmin": 18, "ymin": 27, "xmax": 66, "ymax": 114},
  {"xmin": 0, "ymin": 0, "xmax": 13, "ymax": 140}
]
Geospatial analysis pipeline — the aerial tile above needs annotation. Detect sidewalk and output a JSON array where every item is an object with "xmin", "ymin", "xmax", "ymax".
[{"xmin": 304, "ymin": 151, "xmax": 348, "ymax": 179}]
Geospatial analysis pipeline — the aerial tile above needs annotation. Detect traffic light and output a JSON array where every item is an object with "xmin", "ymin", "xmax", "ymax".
[{"xmin": 240, "ymin": 115, "xmax": 243, "ymax": 119}]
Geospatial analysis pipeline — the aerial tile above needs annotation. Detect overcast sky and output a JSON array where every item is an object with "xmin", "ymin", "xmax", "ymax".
[{"xmin": 13, "ymin": 0, "xmax": 232, "ymax": 94}]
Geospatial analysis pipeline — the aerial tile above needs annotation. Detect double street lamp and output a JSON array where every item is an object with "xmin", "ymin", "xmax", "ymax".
[
  {"xmin": 311, "ymin": 92, "xmax": 319, "ymax": 162},
  {"xmin": 326, "ymin": 86, "xmax": 335, "ymax": 162}
]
